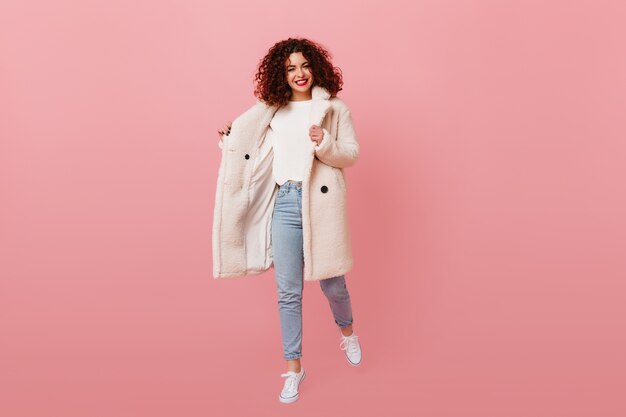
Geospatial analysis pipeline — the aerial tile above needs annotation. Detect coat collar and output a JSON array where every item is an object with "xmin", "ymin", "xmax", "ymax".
[
  {"xmin": 309, "ymin": 85, "xmax": 332, "ymax": 126},
  {"xmin": 254, "ymin": 85, "xmax": 332, "ymax": 131}
]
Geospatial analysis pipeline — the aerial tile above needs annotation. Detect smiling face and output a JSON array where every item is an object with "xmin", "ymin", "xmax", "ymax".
[{"xmin": 285, "ymin": 52, "xmax": 314, "ymax": 101}]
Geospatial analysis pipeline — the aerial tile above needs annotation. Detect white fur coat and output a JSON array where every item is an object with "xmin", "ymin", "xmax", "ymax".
[{"xmin": 212, "ymin": 85, "xmax": 359, "ymax": 281}]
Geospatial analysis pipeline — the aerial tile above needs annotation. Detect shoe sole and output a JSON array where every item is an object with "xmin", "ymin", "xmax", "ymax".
[
  {"xmin": 346, "ymin": 350, "xmax": 362, "ymax": 366},
  {"xmin": 279, "ymin": 370, "xmax": 306, "ymax": 404}
]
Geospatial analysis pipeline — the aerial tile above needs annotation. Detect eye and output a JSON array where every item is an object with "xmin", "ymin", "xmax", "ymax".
[{"xmin": 287, "ymin": 64, "xmax": 308, "ymax": 71}]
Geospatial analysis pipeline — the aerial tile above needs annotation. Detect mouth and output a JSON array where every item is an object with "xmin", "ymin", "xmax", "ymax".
[{"xmin": 295, "ymin": 79, "xmax": 308, "ymax": 86}]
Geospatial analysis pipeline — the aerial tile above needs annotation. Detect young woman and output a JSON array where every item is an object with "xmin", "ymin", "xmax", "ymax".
[{"xmin": 214, "ymin": 37, "xmax": 361, "ymax": 404}]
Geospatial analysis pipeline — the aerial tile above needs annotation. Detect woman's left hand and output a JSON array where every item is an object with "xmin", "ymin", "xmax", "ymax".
[{"xmin": 309, "ymin": 125, "xmax": 324, "ymax": 145}]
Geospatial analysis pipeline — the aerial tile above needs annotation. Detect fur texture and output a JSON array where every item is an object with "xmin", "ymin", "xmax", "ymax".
[{"xmin": 213, "ymin": 86, "xmax": 359, "ymax": 281}]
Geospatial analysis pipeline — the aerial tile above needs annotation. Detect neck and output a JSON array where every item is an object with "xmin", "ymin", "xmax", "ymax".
[{"xmin": 289, "ymin": 91, "xmax": 312, "ymax": 101}]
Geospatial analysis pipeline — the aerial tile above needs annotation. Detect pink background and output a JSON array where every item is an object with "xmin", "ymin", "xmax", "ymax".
[{"xmin": 2, "ymin": 0, "xmax": 625, "ymax": 416}]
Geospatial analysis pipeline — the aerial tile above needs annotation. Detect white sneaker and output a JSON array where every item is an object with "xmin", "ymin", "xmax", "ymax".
[
  {"xmin": 339, "ymin": 332, "xmax": 362, "ymax": 366},
  {"xmin": 279, "ymin": 368, "xmax": 306, "ymax": 404}
]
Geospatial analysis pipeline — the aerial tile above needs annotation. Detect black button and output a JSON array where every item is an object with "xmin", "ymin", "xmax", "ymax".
[
  {"xmin": 321, "ymin": 185, "xmax": 328, "ymax": 193},
  {"xmin": 244, "ymin": 154, "xmax": 250, "ymax": 160}
]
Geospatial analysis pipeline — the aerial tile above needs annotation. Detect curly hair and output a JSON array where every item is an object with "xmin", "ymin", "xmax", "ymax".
[{"xmin": 253, "ymin": 37, "xmax": 343, "ymax": 107}]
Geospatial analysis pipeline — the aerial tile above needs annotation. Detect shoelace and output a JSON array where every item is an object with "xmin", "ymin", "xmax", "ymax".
[
  {"xmin": 280, "ymin": 372, "xmax": 298, "ymax": 393},
  {"xmin": 339, "ymin": 334, "xmax": 359, "ymax": 355}
]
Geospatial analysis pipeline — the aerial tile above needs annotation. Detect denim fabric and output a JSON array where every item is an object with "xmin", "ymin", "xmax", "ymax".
[{"xmin": 271, "ymin": 180, "xmax": 354, "ymax": 360}]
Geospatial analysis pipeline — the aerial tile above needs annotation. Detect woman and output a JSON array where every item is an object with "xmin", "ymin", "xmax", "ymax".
[{"xmin": 213, "ymin": 37, "xmax": 361, "ymax": 404}]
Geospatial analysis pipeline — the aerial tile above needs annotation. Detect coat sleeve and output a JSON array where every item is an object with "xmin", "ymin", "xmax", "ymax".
[
  {"xmin": 313, "ymin": 106, "xmax": 360, "ymax": 168},
  {"xmin": 218, "ymin": 136, "xmax": 224, "ymax": 149}
]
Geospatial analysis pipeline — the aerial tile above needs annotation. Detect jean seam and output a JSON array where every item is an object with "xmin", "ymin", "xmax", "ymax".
[{"xmin": 297, "ymin": 189, "xmax": 302, "ymax": 217}]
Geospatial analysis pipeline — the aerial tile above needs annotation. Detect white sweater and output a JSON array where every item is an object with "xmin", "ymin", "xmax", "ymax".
[{"xmin": 267, "ymin": 99, "xmax": 313, "ymax": 186}]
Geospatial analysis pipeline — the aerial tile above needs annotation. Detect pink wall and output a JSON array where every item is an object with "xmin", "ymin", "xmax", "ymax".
[{"xmin": 2, "ymin": 0, "xmax": 625, "ymax": 415}]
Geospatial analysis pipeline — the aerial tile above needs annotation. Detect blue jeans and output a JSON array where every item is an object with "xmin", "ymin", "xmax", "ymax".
[{"xmin": 271, "ymin": 180, "xmax": 354, "ymax": 360}]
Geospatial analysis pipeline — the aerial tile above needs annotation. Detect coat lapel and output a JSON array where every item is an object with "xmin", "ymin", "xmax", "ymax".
[{"xmin": 309, "ymin": 85, "xmax": 332, "ymax": 127}]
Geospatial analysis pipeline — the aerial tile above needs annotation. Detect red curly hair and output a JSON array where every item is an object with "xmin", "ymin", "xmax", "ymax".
[{"xmin": 253, "ymin": 37, "xmax": 344, "ymax": 107}]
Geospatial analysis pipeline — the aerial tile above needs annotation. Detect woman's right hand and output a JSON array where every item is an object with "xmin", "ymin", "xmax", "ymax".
[{"xmin": 218, "ymin": 121, "xmax": 232, "ymax": 138}]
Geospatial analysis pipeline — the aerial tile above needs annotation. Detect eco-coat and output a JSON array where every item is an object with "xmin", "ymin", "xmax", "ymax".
[{"xmin": 212, "ymin": 85, "xmax": 359, "ymax": 281}]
